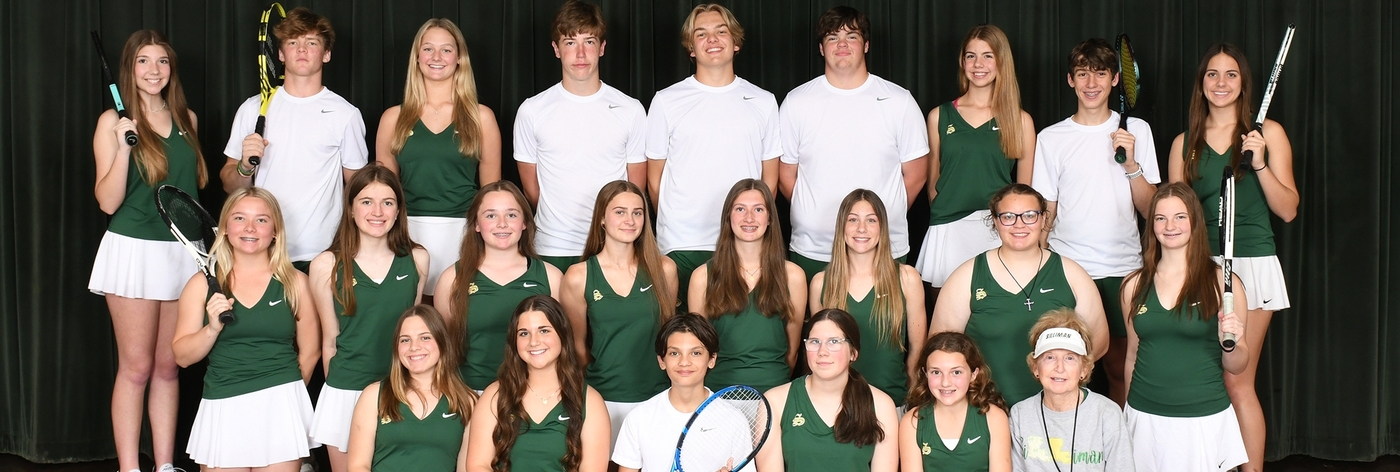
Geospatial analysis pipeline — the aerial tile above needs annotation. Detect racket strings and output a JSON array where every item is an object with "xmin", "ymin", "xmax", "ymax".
[
  {"xmin": 156, "ymin": 188, "xmax": 218, "ymax": 254},
  {"xmin": 678, "ymin": 388, "xmax": 769, "ymax": 472}
]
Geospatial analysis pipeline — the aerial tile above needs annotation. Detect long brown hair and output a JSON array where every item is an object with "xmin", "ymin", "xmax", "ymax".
[
  {"xmin": 580, "ymin": 181, "xmax": 675, "ymax": 317},
  {"xmin": 491, "ymin": 296, "xmax": 586, "ymax": 471},
  {"xmin": 328, "ymin": 166, "xmax": 419, "ymax": 316},
  {"xmin": 907, "ymin": 332, "xmax": 1006, "ymax": 415},
  {"xmin": 389, "ymin": 19, "xmax": 483, "ymax": 159},
  {"xmin": 210, "ymin": 188, "xmax": 300, "ymax": 316},
  {"xmin": 704, "ymin": 179, "xmax": 793, "ymax": 322},
  {"xmin": 1183, "ymin": 43, "xmax": 1254, "ymax": 183},
  {"xmin": 449, "ymin": 181, "xmax": 538, "ymax": 334},
  {"xmin": 1126, "ymin": 183, "xmax": 1220, "ymax": 320},
  {"xmin": 378, "ymin": 305, "xmax": 477, "ymax": 425},
  {"xmin": 807, "ymin": 309, "xmax": 883, "ymax": 447},
  {"xmin": 117, "ymin": 30, "xmax": 207, "ymax": 187},
  {"xmin": 958, "ymin": 24, "xmax": 1025, "ymax": 160},
  {"xmin": 821, "ymin": 190, "xmax": 904, "ymax": 349}
]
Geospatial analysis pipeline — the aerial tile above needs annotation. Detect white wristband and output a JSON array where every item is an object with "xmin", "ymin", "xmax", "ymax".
[{"xmin": 1125, "ymin": 168, "xmax": 1144, "ymax": 179}]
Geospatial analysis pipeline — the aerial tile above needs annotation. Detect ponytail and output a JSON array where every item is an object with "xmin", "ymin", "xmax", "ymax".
[{"xmin": 832, "ymin": 368, "xmax": 883, "ymax": 447}]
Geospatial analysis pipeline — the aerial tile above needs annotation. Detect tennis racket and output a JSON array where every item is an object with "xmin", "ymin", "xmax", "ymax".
[
  {"xmin": 672, "ymin": 386, "xmax": 772, "ymax": 472},
  {"xmin": 154, "ymin": 185, "xmax": 234, "ymax": 325},
  {"xmin": 1242, "ymin": 24, "xmax": 1297, "ymax": 167},
  {"xmin": 1219, "ymin": 167, "xmax": 1237, "ymax": 351},
  {"xmin": 1114, "ymin": 33, "xmax": 1140, "ymax": 164},
  {"xmin": 249, "ymin": 2, "xmax": 287, "ymax": 174},
  {"xmin": 91, "ymin": 31, "xmax": 138, "ymax": 147}
]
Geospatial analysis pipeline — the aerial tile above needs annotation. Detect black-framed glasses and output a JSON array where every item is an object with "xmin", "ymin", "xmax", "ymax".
[
  {"xmin": 995, "ymin": 210, "xmax": 1043, "ymax": 226},
  {"xmin": 803, "ymin": 337, "xmax": 850, "ymax": 352}
]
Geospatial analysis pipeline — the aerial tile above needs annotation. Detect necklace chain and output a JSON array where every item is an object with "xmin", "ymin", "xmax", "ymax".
[
  {"xmin": 527, "ymin": 384, "xmax": 560, "ymax": 405},
  {"xmin": 996, "ymin": 247, "xmax": 1045, "ymax": 311},
  {"xmin": 1040, "ymin": 389, "xmax": 1080, "ymax": 472}
]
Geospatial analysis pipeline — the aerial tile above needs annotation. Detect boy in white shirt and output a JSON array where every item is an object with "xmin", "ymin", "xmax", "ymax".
[
  {"xmin": 514, "ymin": 0, "xmax": 647, "ymax": 271},
  {"xmin": 1031, "ymin": 38, "xmax": 1159, "ymax": 405},
  {"xmin": 221, "ymin": 7, "xmax": 368, "ymax": 268},
  {"xmin": 778, "ymin": 6, "xmax": 929, "ymax": 281},
  {"xmin": 647, "ymin": 4, "xmax": 781, "ymax": 307}
]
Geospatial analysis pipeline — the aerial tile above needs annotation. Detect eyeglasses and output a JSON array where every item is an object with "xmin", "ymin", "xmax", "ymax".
[
  {"xmin": 995, "ymin": 210, "xmax": 1043, "ymax": 226},
  {"xmin": 803, "ymin": 337, "xmax": 850, "ymax": 352}
]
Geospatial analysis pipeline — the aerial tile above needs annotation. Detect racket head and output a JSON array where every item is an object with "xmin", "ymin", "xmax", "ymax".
[
  {"xmin": 257, "ymin": 3, "xmax": 287, "ymax": 111},
  {"xmin": 154, "ymin": 185, "xmax": 220, "ymax": 256},
  {"xmin": 1115, "ymin": 33, "xmax": 1140, "ymax": 112},
  {"xmin": 675, "ymin": 385, "xmax": 772, "ymax": 472}
]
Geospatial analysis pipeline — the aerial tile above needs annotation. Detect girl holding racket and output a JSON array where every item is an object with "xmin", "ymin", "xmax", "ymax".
[
  {"xmin": 464, "ymin": 295, "xmax": 610, "ymax": 471},
  {"xmin": 1008, "ymin": 309, "xmax": 1133, "ymax": 472},
  {"xmin": 376, "ymin": 19, "xmax": 501, "ymax": 303},
  {"xmin": 346, "ymin": 304, "xmax": 477, "ymax": 472},
  {"xmin": 757, "ymin": 309, "xmax": 900, "ymax": 471},
  {"xmin": 434, "ymin": 181, "xmax": 561, "ymax": 391},
  {"xmin": 810, "ymin": 189, "xmax": 926, "ymax": 403},
  {"xmin": 930, "ymin": 184, "xmax": 1108, "ymax": 405},
  {"xmin": 561, "ymin": 181, "xmax": 677, "ymax": 447},
  {"xmin": 173, "ymin": 188, "xmax": 320, "ymax": 470},
  {"xmin": 1166, "ymin": 44, "xmax": 1297, "ymax": 472},
  {"xmin": 89, "ymin": 29, "xmax": 208, "ymax": 472},
  {"xmin": 307, "ymin": 166, "xmax": 429, "ymax": 472},
  {"xmin": 1121, "ymin": 183, "xmax": 1249, "ymax": 471},
  {"xmin": 898, "ymin": 331, "xmax": 1010, "ymax": 472},
  {"xmin": 689, "ymin": 179, "xmax": 805, "ymax": 394},
  {"xmin": 916, "ymin": 24, "xmax": 1036, "ymax": 295}
]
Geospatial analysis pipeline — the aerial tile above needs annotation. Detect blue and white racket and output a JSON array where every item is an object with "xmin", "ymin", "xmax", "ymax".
[{"xmin": 672, "ymin": 385, "xmax": 771, "ymax": 472}]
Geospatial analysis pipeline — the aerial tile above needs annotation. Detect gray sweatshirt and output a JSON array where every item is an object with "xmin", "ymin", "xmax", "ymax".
[{"xmin": 1009, "ymin": 389, "xmax": 1135, "ymax": 472}]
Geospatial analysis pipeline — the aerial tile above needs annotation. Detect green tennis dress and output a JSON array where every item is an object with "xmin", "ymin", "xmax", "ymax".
[
  {"xmin": 705, "ymin": 292, "xmax": 789, "ymax": 393},
  {"xmin": 372, "ymin": 397, "xmax": 466, "ymax": 470},
  {"xmin": 1125, "ymin": 286, "xmax": 1230, "ymax": 417},
  {"xmin": 325, "ymin": 254, "xmax": 420, "ymax": 391},
  {"xmin": 827, "ymin": 281, "xmax": 909, "ymax": 402},
  {"xmin": 965, "ymin": 252, "xmax": 1076, "ymax": 404},
  {"xmin": 915, "ymin": 403, "xmax": 992, "ymax": 472},
  {"xmin": 583, "ymin": 257, "xmax": 669, "ymax": 402},
  {"xmin": 460, "ymin": 259, "xmax": 552, "ymax": 390},
  {"xmin": 1186, "ymin": 138, "xmax": 1275, "ymax": 257},
  {"xmin": 779, "ymin": 376, "xmax": 876, "ymax": 470},
  {"xmin": 504, "ymin": 398, "xmax": 585, "ymax": 471},
  {"xmin": 928, "ymin": 102, "xmax": 1015, "ymax": 226},
  {"xmin": 202, "ymin": 278, "xmax": 301, "ymax": 400},
  {"xmin": 398, "ymin": 120, "xmax": 479, "ymax": 217},
  {"xmin": 108, "ymin": 122, "xmax": 201, "ymax": 241}
]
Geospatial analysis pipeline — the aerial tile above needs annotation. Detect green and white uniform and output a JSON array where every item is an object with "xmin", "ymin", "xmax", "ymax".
[
  {"xmin": 460, "ymin": 259, "xmax": 552, "ymax": 390},
  {"xmin": 400, "ymin": 119, "xmax": 479, "ymax": 296},
  {"xmin": 779, "ymin": 376, "xmax": 876, "ymax": 470},
  {"xmin": 705, "ymin": 292, "xmax": 789, "ymax": 393},
  {"xmin": 914, "ymin": 403, "xmax": 992, "ymax": 472},
  {"xmin": 372, "ymin": 397, "xmax": 466, "ymax": 471},
  {"xmin": 966, "ymin": 252, "xmax": 1076, "ymax": 404},
  {"xmin": 824, "ymin": 280, "xmax": 909, "ymax": 402},
  {"xmin": 583, "ymin": 256, "xmax": 669, "ymax": 402},
  {"xmin": 503, "ymin": 398, "xmax": 584, "ymax": 472},
  {"xmin": 1188, "ymin": 139, "xmax": 1290, "ymax": 311}
]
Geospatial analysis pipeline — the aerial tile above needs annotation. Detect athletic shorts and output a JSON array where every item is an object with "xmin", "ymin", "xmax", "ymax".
[
  {"xmin": 408, "ymin": 215, "xmax": 466, "ymax": 296},
  {"xmin": 915, "ymin": 210, "xmax": 1000, "ymax": 287}
]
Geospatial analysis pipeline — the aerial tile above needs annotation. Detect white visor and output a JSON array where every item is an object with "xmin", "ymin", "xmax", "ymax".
[{"xmin": 1034, "ymin": 327, "xmax": 1087, "ymax": 357}]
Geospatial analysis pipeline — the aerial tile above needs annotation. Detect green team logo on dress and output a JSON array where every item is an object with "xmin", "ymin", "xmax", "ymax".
[
  {"xmin": 921, "ymin": 443, "xmax": 931, "ymax": 455},
  {"xmin": 1137, "ymin": 304, "xmax": 1148, "ymax": 315},
  {"xmin": 468, "ymin": 282, "xmax": 479, "ymax": 294},
  {"xmin": 975, "ymin": 288, "xmax": 987, "ymax": 300},
  {"xmin": 946, "ymin": 124, "xmax": 956, "ymax": 135},
  {"xmin": 791, "ymin": 413, "xmax": 806, "ymax": 427},
  {"xmin": 592, "ymin": 289, "xmax": 602, "ymax": 301}
]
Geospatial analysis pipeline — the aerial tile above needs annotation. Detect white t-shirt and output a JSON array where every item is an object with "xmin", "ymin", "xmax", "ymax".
[
  {"xmin": 779, "ymin": 74, "xmax": 929, "ymax": 261},
  {"xmin": 1031, "ymin": 112, "xmax": 1160, "ymax": 278},
  {"xmin": 514, "ymin": 82, "xmax": 646, "ymax": 257},
  {"xmin": 612, "ymin": 388, "xmax": 755, "ymax": 472},
  {"xmin": 222, "ymin": 87, "xmax": 368, "ymax": 262},
  {"xmin": 647, "ymin": 76, "xmax": 782, "ymax": 253}
]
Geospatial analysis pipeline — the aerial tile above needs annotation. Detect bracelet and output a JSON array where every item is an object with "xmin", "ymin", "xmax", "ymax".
[
  {"xmin": 1125, "ymin": 167, "xmax": 1144, "ymax": 180},
  {"xmin": 236, "ymin": 160, "xmax": 255, "ymax": 177},
  {"xmin": 1252, "ymin": 163, "xmax": 1268, "ymax": 172}
]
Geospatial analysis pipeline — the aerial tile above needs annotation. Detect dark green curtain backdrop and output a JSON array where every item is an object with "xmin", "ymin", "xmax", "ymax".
[{"xmin": 1, "ymin": 0, "xmax": 1393, "ymax": 463}]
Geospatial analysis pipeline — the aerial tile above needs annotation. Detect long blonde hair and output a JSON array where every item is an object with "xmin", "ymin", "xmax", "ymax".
[
  {"xmin": 118, "ymin": 30, "xmax": 207, "ymax": 187},
  {"xmin": 821, "ymin": 189, "xmax": 904, "ymax": 349},
  {"xmin": 958, "ymin": 24, "xmax": 1025, "ymax": 160},
  {"xmin": 389, "ymin": 19, "xmax": 483, "ymax": 158},
  {"xmin": 211, "ymin": 187, "xmax": 300, "ymax": 315}
]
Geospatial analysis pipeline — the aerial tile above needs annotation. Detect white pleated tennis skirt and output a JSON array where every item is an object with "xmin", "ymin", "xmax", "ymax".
[
  {"xmin": 1124, "ymin": 404, "xmax": 1247, "ymax": 472},
  {"xmin": 1214, "ymin": 255, "xmax": 1290, "ymax": 311},
  {"xmin": 603, "ymin": 400, "xmax": 642, "ymax": 454},
  {"xmin": 88, "ymin": 231, "xmax": 199, "ymax": 301},
  {"xmin": 309, "ymin": 385, "xmax": 363, "ymax": 452},
  {"xmin": 187, "ymin": 380, "xmax": 318, "ymax": 468},
  {"xmin": 915, "ymin": 210, "xmax": 1000, "ymax": 287},
  {"xmin": 408, "ymin": 216, "xmax": 466, "ymax": 296}
]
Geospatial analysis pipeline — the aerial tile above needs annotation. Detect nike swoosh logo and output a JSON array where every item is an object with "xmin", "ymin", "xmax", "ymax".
[
  {"xmin": 1262, "ymin": 298, "xmax": 1273, "ymax": 304},
  {"xmin": 1039, "ymin": 288, "xmax": 1055, "ymax": 293},
  {"xmin": 876, "ymin": 97, "xmax": 890, "ymax": 101},
  {"xmin": 743, "ymin": 96, "xmax": 756, "ymax": 100},
  {"xmin": 699, "ymin": 427, "xmax": 714, "ymax": 432},
  {"xmin": 639, "ymin": 285, "xmax": 653, "ymax": 292},
  {"xmin": 967, "ymin": 436, "xmax": 982, "ymax": 444},
  {"xmin": 991, "ymin": 126, "xmax": 1000, "ymax": 131},
  {"xmin": 558, "ymin": 415, "xmax": 570, "ymax": 421},
  {"xmin": 443, "ymin": 412, "xmax": 457, "ymax": 418},
  {"xmin": 320, "ymin": 110, "xmax": 334, "ymax": 113},
  {"xmin": 269, "ymin": 299, "xmax": 283, "ymax": 306},
  {"xmin": 523, "ymin": 282, "xmax": 539, "ymax": 288},
  {"xmin": 608, "ymin": 105, "xmax": 620, "ymax": 109},
  {"xmin": 396, "ymin": 274, "xmax": 409, "ymax": 281}
]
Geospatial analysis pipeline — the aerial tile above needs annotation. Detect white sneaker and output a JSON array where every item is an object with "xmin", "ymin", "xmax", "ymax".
[
  {"xmin": 300, "ymin": 461, "xmax": 315, "ymax": 472},
  {"xmin": 156, "ymin": 464, "xmax": 185, "ymax": 472}
]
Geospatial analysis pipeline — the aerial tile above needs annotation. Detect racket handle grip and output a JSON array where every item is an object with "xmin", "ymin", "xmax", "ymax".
[
  {"xmin": 1114, "ymin": 111, "xmax": 1129, "ymax": 163},
  {"xmin": 205, "ymin": 274, "xmax": 236, "ymax": 325},
  {"xmin": 124, "ymin": 130, "xmax": 138, "ymax": 147},
  {"xmin": 250, "ymin": 116, "xmax": 266, "ymax": 166},
  {"xmin": 1221, "ymin": 292, "xmax": 1236, "ymax": 351},
  {"xmin": 1239, "ymin": 122, "xmax": 1265, "ymax": 170}
]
